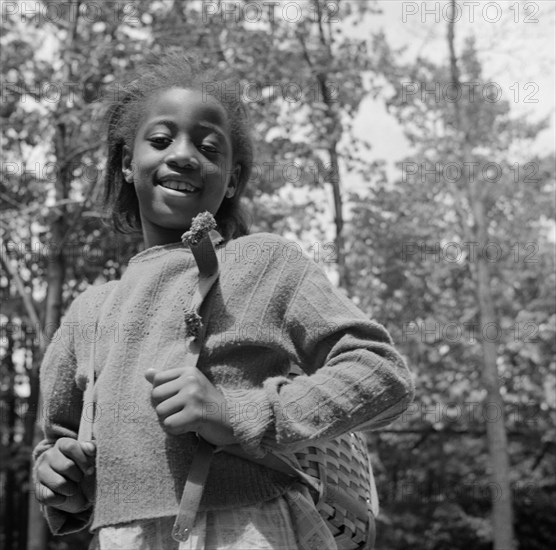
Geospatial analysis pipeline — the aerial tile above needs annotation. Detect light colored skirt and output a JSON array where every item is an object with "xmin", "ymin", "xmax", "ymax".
[{"xmin": 89, "ymin": 483, "xmax": 337, "ymax": 550}]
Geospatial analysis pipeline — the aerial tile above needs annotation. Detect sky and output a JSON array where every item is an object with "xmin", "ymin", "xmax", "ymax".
[{"xmin": 351, "ymin": 0, "xmax": 556, "ymax": 171}]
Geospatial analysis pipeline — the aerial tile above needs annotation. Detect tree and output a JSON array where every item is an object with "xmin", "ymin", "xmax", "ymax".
[
  {"xmin": 189, "ymin": 0, "xmax": 383, "ymax": 292},
  {"xmin": 347, "ymin": 7, "xmax": 555, "ymax": 548},
  {"xmin": 1, "ymin": 2, "xmax": 155, "ymax": 547},
  {"xmin": 446, "ymin": 3, "xmax": 514, "ymax": 546}
]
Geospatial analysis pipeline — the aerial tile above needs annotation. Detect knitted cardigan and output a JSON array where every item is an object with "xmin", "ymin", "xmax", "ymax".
[{"xmin": 33, "ymin": 232, "xmax": 414, "ymax": 535}]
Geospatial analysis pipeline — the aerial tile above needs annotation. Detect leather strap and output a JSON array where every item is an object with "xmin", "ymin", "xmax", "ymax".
[
  {"xmin": 218, "ymin": 444, "xmax": 322, "ymax": 496},
  {"xmin": 172, "ymin": 436, "xmax": 215, "ymax": 542},
  {"xmin": 172, "ymin": 338, "xmax": 215, "ymax": 542},
  {"xmin": 171, "ymin": 228, "xmax": 222, "ymax": 542},
  {"xmin": 78, "ymin": 322, "xmax": 98, "ymax": 442}
]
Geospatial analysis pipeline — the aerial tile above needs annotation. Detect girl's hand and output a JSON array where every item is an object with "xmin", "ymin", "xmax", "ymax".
[
  {"xmin": 34, "ymin": 438, "xmax": 96, "ymax": 513},
  {"xmin": 145, "ymin": 367, "xmax": 237, "ymax": 446}
]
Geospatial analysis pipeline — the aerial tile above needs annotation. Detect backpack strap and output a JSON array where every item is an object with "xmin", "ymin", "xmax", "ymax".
[
  {"xmin": 77, "ymin": 322, "xmax": 98, "ymax": 443},
  {"xmin": 172, "ymin": 226, "xmax": 222, "ymax": 542}
]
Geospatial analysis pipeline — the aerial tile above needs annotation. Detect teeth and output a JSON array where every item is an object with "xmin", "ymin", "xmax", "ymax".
[{"xmin": 160, "ymin": 180, "xmax": 198, "ymax": 193}]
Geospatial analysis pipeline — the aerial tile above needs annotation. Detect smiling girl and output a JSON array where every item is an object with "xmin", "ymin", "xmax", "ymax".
[
  {"xmin": 33, "ymin": 53, "xmax": 414, "ymax": 550},
  {"xmin": 122, "ymin": 87, "xmax": 241, "ymax": 249}
]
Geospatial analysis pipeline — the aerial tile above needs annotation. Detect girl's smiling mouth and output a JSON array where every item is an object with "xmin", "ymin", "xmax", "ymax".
[{"xmin": 157, "ymin": 176, "xmax": 200, "ymax": 194}]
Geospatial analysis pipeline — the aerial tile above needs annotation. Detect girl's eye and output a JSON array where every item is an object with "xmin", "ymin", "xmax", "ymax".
[
  {"xmin": 148, "ymin": 136, "xmax": 172, "ymax": 147},
  {"xmin": 200, "ymin": 143, "xmax": 219, "ymax": 154}
]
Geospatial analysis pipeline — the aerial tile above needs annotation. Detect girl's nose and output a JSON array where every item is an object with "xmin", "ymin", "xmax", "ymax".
[{"xmin": 165, "ymin": 138, "xmax": 200, "ymax": 170}]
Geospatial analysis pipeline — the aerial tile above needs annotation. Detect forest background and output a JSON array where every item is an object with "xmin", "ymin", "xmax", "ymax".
[{"xmin": 1, "ymin": 1, "xmax": 554, "ymax": 549}]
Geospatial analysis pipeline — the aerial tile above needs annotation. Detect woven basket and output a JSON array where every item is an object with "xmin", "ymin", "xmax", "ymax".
[{"xmin": 294, "ymin": 431, "xmax": 376, "ymax": 550}]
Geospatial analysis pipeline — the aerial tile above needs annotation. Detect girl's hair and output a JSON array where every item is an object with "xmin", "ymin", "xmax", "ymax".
[{"xmin": 103, "ymin": 52, "xmax": 253, "ymax": 241}]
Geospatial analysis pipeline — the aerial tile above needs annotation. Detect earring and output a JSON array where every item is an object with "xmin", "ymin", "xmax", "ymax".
[{"xmin": 123, "ymin": 169, "xmax": 133, "ymax": 183}]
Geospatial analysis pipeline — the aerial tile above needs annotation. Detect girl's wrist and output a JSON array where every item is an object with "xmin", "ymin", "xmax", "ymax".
[
  {"xmin": 197, "ymin": 395, "xmax": 238, "ymax": 446},
  {"xmin": 197, "ymin": 420, "xmax": 237, "ymax": 446}
]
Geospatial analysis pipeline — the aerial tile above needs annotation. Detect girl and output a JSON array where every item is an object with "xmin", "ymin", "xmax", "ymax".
[{"xmin": 33, "ymin": 53, "xmax": 414, "ymax": 550}]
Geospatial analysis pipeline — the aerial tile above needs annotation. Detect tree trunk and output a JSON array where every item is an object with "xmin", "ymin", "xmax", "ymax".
[
  {"xmin": 26, "ymin": 121, "xmax": 70, "ymax": 550},
  {"xmin": 448, "ymin": 2, "xmax": 516, "ymax": 548},
  {"xmin": 326, "ymin": 139, "xmax": 351, "ymax": 292},
  {"xmin": 4, "ymin": 330, "xmax": 16, "ymax": 549},
  {"xmin": 26, "ymin": 250, "xmax": 65, "ymax": 550},
  {"xmin": 26, "ymin": 3, "xmax": 81, "ymax": 544},
  {"xmin": 313, "ymin": 0, "xmax": 351, "ymax": 293},
  {"xmin": 471, "ymin": 192, "xmax": 516, "ymax": 550}
]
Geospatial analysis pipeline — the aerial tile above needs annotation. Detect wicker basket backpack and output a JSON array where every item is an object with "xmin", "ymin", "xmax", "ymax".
[
  {"xmin": 223, "ymin": 422, "xmax": 379, "ymax": 550},
  {"xmin": 261, "ymin": 365, "xmax": 379, "ymax": 550}
]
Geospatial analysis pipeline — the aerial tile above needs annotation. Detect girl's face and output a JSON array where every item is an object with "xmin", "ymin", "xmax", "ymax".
[{"xmin": 123, "ymin": 88, "xmax": 238, "ymax": 247}]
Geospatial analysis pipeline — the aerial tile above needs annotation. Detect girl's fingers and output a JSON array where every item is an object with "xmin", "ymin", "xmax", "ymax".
[
  {"xmin": 155, "ymin": 394, "xmax": 186, "ymax": 418},
  {"xmin": 144, "ymin": 369, "xmax": 157, "ymax": 384},
  {"xmin": 53, "ymin": 492, "xmax": 90, "ymax": 513},
  {"xmin": 50, "ymin": 458, "xmax": 82, "ymax": 483},
  {"xmin": 43, "ymin": 446, "xmax": 82, "ymax": 483},
  {"xmin": 38, "ymin": 468, "xmax": 80, "ymax": 497},
  {"xmin": 145, "ymin": 367, "xmax": 196, "ymax": 386},
  {"xmin": 150, "ymin": 379, "xmax": 181, "ymax": 404},
  {"xmin": 35, "ymin": 483, "xmax": 67, "ymax": 506},
  {"xmin": 81, "ymin": 441, "xmax": 96, "ymax": 457},
  {"xmin": 56, "ymin": 438, "xmax": 94, "ymax": 476},
  {"xmin": 162, "ymin": 410, "xmax": 198, "ymax": 435},
  {"xmin": 37, "ymin": 484, "xmax": 89, "ymax": 513}
]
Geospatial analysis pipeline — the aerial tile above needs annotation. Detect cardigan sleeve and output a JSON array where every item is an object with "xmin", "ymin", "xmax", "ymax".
[
  {"xmin": 220, "ymin": 245, "xmax": 414, "ymax": 458},
  {"xmin": 32, "ymin": 297, "xmax": 94, "ymax": 535}
]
